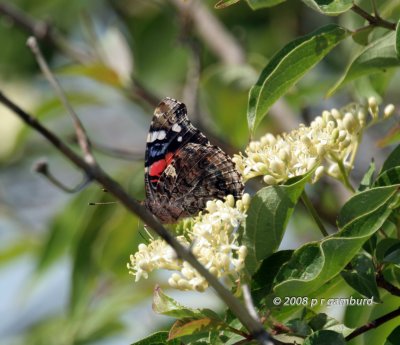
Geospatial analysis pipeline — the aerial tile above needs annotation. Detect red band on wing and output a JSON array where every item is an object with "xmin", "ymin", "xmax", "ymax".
[{"xmin": 149, "ymin": 152, "xmax": 176, "ymax": 177}]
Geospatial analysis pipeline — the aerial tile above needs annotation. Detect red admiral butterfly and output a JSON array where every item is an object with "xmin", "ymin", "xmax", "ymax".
[{"xmin": 144, "ymin": 97, "xmax": 244, "ymax": 223}]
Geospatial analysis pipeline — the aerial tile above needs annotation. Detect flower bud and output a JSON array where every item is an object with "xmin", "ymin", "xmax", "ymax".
[
  {"xmin": 314, "ymin": 166, "xmax": 325, "ymax": 180},
  {"xmin": 384, "ymin": 104, "xmax": 395, "ymax": 118},
  {"xmin": 226, "ymin": 194, "xmax": 235, "ymax": 207},
  {"xmin": 343, "ymin": 112, "xmax": 359, "ymax": 132},
  {"xmin": 263, "ymin": 175, "xmax": 277, "ymax": 184},
  {"xmin": 328, "ymin": 163, "xmax": 340, "ymax": 178},
  {"xmin": 242, "ymin": 193, "xmax": 251, "ymax": 208},
  {"xmin": 331, "ymin": 108, "xmax": 342, "ymax": 120}
]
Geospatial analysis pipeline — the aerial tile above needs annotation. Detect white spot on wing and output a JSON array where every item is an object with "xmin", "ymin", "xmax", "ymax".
[
  {"xmin": 157, "ymin": 130, "xmax": 166, "ymax": 140},
  {"xmin": 149, "ymin": 130, "xmax": 167, "ymax": 142},
  {"xmin": 172, "ymin": 123, "xmax": 182, "ymax": 132},
  {"xmin": 177, "ymin": 136, "xmax": 183, "ymax": 142}
]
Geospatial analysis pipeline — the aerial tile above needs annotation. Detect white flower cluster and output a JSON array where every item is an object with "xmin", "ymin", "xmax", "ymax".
[
  {"xmin": 233, "ymin": 98, "xmax": 395, "ymax": 185},
  {"xmin": 127, "ymin": 194, "xmax": 250, "ymax": 292}
]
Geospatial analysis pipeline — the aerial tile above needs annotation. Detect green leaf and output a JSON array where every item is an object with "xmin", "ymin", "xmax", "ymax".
[
  {"xmin": 396, "ymin": 20, "xmax": 400, "ymax": 59},
  {"xmin": 375, "ymin": 167, "xmax": 400, "ymax": 187},
  {"xmin": 252, "ymin": 250, "xmax": 293, "ymax": 306},
  {"xmin": 304, "ymin": 330, "xmax": 346, "ymax": 345},
  {"xmin": 244, "ymin": 172, "xmax": 313, "ymax": 274},
  {"xmin": 378, "ymin": 125, "xmax": 400, "ymax": 148},
  {"xmin": 59, "ymin": 63, "xmax": 124, "ymax": 88},
  {"xmin": 152, "ymin": 286, "xmax": 220, "ymax": 320},
  {"xmin": 358, "ymin": 160, "xmax": 376, "ymax": 191},
  {"xmin": 376, "ymin": 238, "xmax": 400, "ymax": 262},
  {"xmin": 328, "ymin": 32, "xmax": 400, "ymax": 96},
  {"xmin": 307, "ymin": 312, "xmax": 353, "ymax": 335},
  {"xmin": 131, "ymin": 331, "xmax": 180, "ymax": 345},
  {"xmin": 383, "ymin": 242, "xmax": 400, "ymax": 265},
  {"xmin": 341, "ymin": 253, "xmax": 381, "ymax": 302},
  {"xmin": 169, "ymin": 318, "xmax": 225, "ymax": 340},
  {"xmin": 381, "ymin": 144, "xmax": 400, "ymax": 172},
  {"xmin": 248, "ymin": 24, "xmax": 348, "ymax": 133},
  {"xmin": 274, "ymin": 186, "xmax": 399, "ymax": 297},
  {"xmin": 385, "ymin": 325, "xmax": 400, "ymax": 345},
  {"xmin": 215, "ymin": 0, "xmax": 241, "ymax": 9},
  {"xmin": 352, "ymin": 26, "xmax": 374, "ymax": 46},
  {"xmin": 286, "ymin": 319, "xmax": 312, "ymax": 337},
  {"xmin": 301, "ymin": 0, "xmax": 353, "ymax": 15},
  {"xmin": 246, "ymin": 0, "xmax": 286, "ymax": 10}
]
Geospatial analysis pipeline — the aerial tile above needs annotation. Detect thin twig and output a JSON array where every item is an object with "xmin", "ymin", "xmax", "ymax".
[
  {"xmin": 345, "ymin": 307, "xmax": 400, "ymax": 341},
  {"xmin": 27, "ymin": 36, "xmax": 96, "ymax": 166},
  {"xmin": 376, "ymin": 272, "xmax": 400, "ymax": 297},
  {"xmin": 0, "ymin": 2, "xmax": 89, "ymax": 63},
  {"xmin": 33, "ymin": 160, "xmax": 91, "ymax": 193},
  {"xmin": 0, "ymin": 91, "xmax": 275, "ymax": 345},
  {"xmin": 301, "ymin": 191, "xmax": 329, "ymax": 237},
  {"xmin": 351, "ymin": 4, "xmax": 396, "ymax": 31}
]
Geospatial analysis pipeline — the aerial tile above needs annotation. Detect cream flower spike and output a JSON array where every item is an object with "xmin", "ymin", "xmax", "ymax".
[
  {"xmin": 233, "ymin": 99, "xmax": 395, "ymax": 185},
  {"xmin": 128, "ymin": 193, "xmax": 250, "ymax": 291}
]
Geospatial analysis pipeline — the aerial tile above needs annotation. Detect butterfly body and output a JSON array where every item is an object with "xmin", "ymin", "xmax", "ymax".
[{"xmin": 144, "ymin": 97, "xmax": 244, "ymax": 223}]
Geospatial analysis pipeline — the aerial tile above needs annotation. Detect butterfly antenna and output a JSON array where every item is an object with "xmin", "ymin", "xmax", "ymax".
[{"xmin": 88, "ymin": 201, "xmax": 117, "ymax": 206}]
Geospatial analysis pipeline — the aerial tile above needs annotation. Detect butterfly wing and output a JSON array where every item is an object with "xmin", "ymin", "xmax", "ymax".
[
  {"xmin": 144, "ymin": 97, "xmax": 208, "ymax": 200},
  {"xmin": 156, "ymin": 143, "xmax": 244, "ymax": 217},
  {"xmin": 144, "ymin": 97, "xmax": 243, "ymax": 223}
]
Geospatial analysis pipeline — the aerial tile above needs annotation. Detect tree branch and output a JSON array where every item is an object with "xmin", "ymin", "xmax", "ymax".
[
  {"xmin": 345, "ymin": 307, "xmax": 400, "ymax": 341},
  {"xmin": 0, "ymin": 2, "xmax": 90, "ymax": 63},
  {"xmin": 0, "ymin": 91, "xmax": 275, "ymax": 345},
  {"xmin": 376, "ymin": 272, "xmax": 400, "ymax": 297},
  {"xmin": 27, "ymin": 36, "xmax": 96, "ymax": 165},
  {"xmin": 351, "ymin": 4, "xmax": 396, "ymax": 31}
]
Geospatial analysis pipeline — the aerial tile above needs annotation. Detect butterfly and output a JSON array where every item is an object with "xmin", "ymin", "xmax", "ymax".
[{"xmin": 144, "ymin": 97, "xmax": 244, "ymax": 223}]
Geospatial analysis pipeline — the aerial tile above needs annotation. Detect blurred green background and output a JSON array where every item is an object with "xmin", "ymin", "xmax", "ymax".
[{"xmin": 0, "ymin": 0, "xmax": 399, "ymax": 344}]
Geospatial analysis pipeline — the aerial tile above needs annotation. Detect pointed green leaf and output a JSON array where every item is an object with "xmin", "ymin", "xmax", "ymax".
[
  {"xmin": 304, "ymin": 330, "xmax": 346, "ymax": 345},
  {"xmin": 59, "ymin": 63, "xmax": 123, "ymax": 88},
  {"xmin": 248, "ymin": 24, "xmax": 348, "ymax": 133},
  {"xmin": 382, "ymin": 144, "xmax": 400, "ymax": 172},
  {"xmin": 378, "ymin": 125, "xmax": 400, "ymax": 148},
  {"xmin": 352, "ymin": 26, "xmax": 374, "ymax": 46},
  {"xmin": 274, "ymin": 186, "xmax": 399, "ymax": 297},
  {"xmin": 328, "ymin": 32, "xmax": 400, "ymax": 96},
  {"xmin": 152, "ymin": 286, "xmax": 220, "ymax": 320},
  {"xmin": 169, "ymin": 318, "xmax": 226, "ymax": 340},
  {"xmin": 252, "ymin": 250, "xmax": 293, "ymax": 306},
  {"xmin": 246, "ymin": 0, "xmax": 286, "ymax": 10},
  {"xmin": 375, "ymin": 167, "xmax": 400, "ymax": 187},
  {"xmin": 215, "ymin": 0, "xmax": 241, "ymax": 9},
  {"xmin": 383, "ymin": 242, "xmax": 400, "ymax": 265},
  {"xmin": 301, "ymin": 0, "xmax": 353, "ymax": 15},
  {"xmin": 307, "ymin": 312, "xmax": 353, "ymax": 336},
  {"xmin": 131, "ymin": 331, "xmax": 180, "ymax": 345},
  {"xmin": 341, "ymin": 253, "xmax": 381, "ymax": 302},
  {"xmin": 358, "ymin": 160, "xmax": 376, "ymax": 191},
  {"xmin": 244, "ymin": 172, "xmax": 313, "ymax": 274}
]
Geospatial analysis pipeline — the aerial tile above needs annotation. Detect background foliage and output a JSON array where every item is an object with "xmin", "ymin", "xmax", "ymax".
[{"xmin": 0, "ymin": 0, "xmax": 399, "ymax": 344}]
